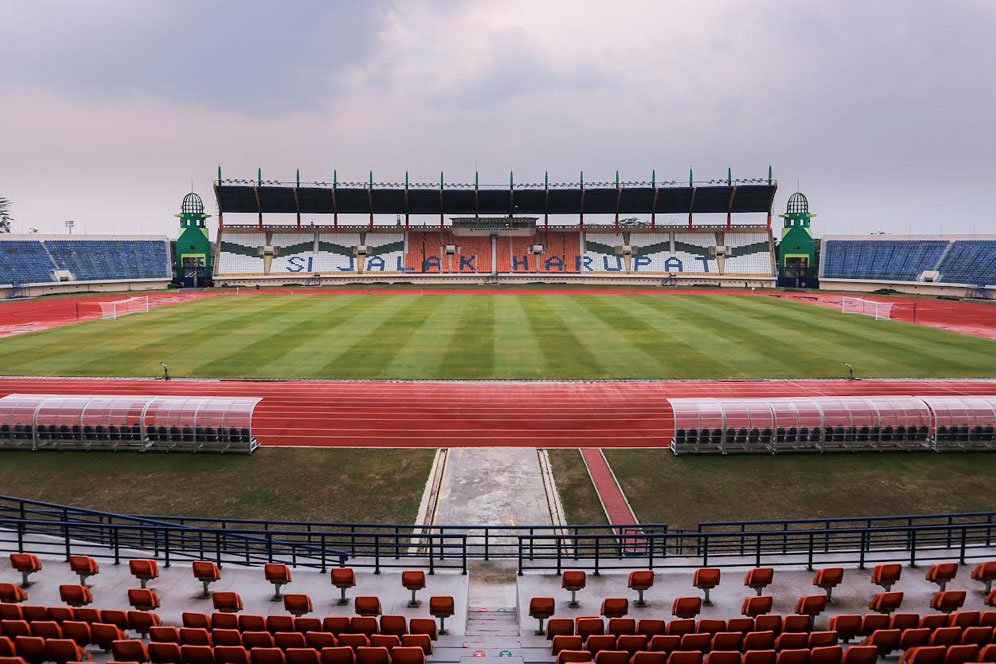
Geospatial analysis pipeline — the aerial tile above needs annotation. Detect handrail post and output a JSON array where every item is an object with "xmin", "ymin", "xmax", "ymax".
[
  {"xmin": 394, "ymin": 525, "xmax": 400, "ymax": 560},
  {"xmin": 594, "ymin": 536, "xmax": 600, "ymax": 576},
  {"xmin": 461, "ymin": 536, "xmax": 467, "ymax": 575},
  {"xmin": 859, "ymin": 530, "xmax": 867, "ymax": 569},
  {"xmin": 556, "ymin": 538, "xmax": 562, "ymax": 575},
  {"xmin": 807, "ymin": 532, "xmax": 814, "ymax": 571},
  {"xmin": 702, "ymin": 534, "xmax": 709, "ymax": 567},
  {"xmin": 267, "ymin": 532, "xmax": 273, "ymax": 563},
  {"xmin": 374, "ymin": 536, "xmax": 381, "ymax": 574},
  {"xmin": 755, "ymin": 534, "xmax": 762, "ymax": 567},
  {"xmin": 428, "ymin": 537, "xmax": 435, "ymax": 576},
  {"xmin": 959, "ymin": 526, "xmax": 967, "ymax": 565},
  {"xmin": 320, "ymin": 534, "xmax": 327, "ymax": 573},
  {"xmin": 518, "ymin": 539, "xmax": 524, "ymax": 576},
  {"xmin": 216, "ymin": 531, "xmax": 223, "ymax": 568},
  {"xmin": 164, "ymin": 528, "xmax": 171, "ymax": 568},
  {"xmin": 113, "ymin": 527, "xmax": 120, "ymax": 565},
  {"xmin": 648, "ymin": 534, "xmax": 655, "ymax": 570},
  {"xmin": 909, "ymin": 528, "xmax": 917, "ymax": 567},
  {"xmin": 484, "ymin": 528, "xmax": 490, "ymax": 562}
]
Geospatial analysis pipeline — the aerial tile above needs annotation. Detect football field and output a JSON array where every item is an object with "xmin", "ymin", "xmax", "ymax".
[{"xmin": 0, "ymin": 292, "xmax": 994, "ymax": 379}]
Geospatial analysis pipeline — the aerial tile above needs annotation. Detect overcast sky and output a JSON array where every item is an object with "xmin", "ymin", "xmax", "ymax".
[{"xmin": 1, "ymin": 0, "xmax": 994, "ymax": 237}]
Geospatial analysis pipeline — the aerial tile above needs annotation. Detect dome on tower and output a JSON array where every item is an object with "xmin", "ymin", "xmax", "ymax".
[
  {"xmin": 786, "ymin": 192, "xmax": 809, "ymax": 214},
  {"xmin": 181, "ymin": 192, "xmax": 205, "ymax": 215}
]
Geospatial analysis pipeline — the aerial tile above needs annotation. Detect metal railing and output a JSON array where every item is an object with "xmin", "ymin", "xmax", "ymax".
[{"xmin": 517, "ymin": 520, "xmax": 996, "ymax": 575}]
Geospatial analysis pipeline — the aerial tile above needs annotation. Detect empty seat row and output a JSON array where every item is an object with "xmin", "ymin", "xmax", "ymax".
[
  {"xmin": 147, "ymin": 628, "xmax": 432, "ymax": 654},
  {"xmin": 552, "ymin": 629, "xmax": 844, "ymax": 655}
]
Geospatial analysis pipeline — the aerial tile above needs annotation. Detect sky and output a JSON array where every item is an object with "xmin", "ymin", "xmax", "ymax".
[{"xmin": 1, "ymin": 0, "xmax": 995, "ymax": 237}]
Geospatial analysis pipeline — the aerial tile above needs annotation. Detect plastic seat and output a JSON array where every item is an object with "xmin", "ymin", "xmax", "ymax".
[
  {"xmin": 401, "ymin": 570, "xmax": 426, "ymax": 608},
  {"xmin": 637, "ymin": 620, "xmax": 667, "ymax": 638},
  {"xmin": 782, "ymin": 615, "xmax": 811, "ymax": 634},
  {"xmin": 672, "ymin": 597, "xmax": 702, "ymax": 620},
  {"xmin": 285, "ymin": 650, "xmax": 319, "ymax": 664},
  {"xmin": 630, "ymin": 652, "xmax": 666, "ymax": 664},
  {"xmin": 585, "ymin": 635, "xmax": 617, "ymax": 655},
  {"xmin": 264, "ymin": 564, "xmax": 292, "ymax": 600},
  {"xmin": 930, "ymin": 590, "xmax": 966, "ymax": 614},
  {"xmin": 607, "ymin": 618, "xmax": 636, "ymax": 637},
  {"xmin": 215, "ymin": 647, "xmax": 249, "ymax": 664},
  {"xmin": 617, "ymin": 634, "xmax": 649, "ymax": 654},
  {"xmin": 28, "ymin": 622, "xmax": 61, "ymax": 640},
  {"xmin": 213, "ymin": 591, "xmax": 244, "ymax": 613},
  {"xmin": 391, "ymin": 646, "xmax": 425, "ymax": 664},
  {"xmin": 972, "ymin": 561, "xmax": 996, "ymax": 595},
  {"xmin": 774, "ymin": 633, "xmax": 807, "ymax": 651},
  {"xmin": 744, "ymin": 569, "xmax": 774, "ymax": 596},
  {"xmin": 925, "ymin": 563, "xmax": 959, "ymax": 592},
  {"xmin": 648, "ymin": 635, "xmax": 680, "ymax": 653},
  {"xmin": 742, "ymin": 596, "xmax": 773, "ymax": 618},
  {"xmin": 306, "ymin": 633, "xmax": 337, "ymax": 651},
  {"xmin": 192, "ymin": 562, "xmax": 221, "ymax": 599},
  {"xmin": 182, "ymin": 613, "xmax": 211, "ymax": 630},
  {"xmin": 211, "ymin": 630, "xmax": 241, "ymax": 647},
  {"xmin": 693, "ymin": 569, "xmax": 721, "ymax": 605},
  {"xmin": 601, "ymin": 598, "xmax": 629, "ymax": 619},
  {"xmin": 330, "ymin": 568, "xmax": 356, "ymax": 606},
  {"xmin": 275, "ymin": 633, "xmax": 307, "ymax": 650},
  {"xmin": 943, "ymin": 644, "xmax": 979, "ymax": 664},
  {"xmin": 557, "ymin": 651, "xmax": 593, "ymax": 664},
  {"xmin": 46, "ymin": 638, "xmax": 86, "ymax": 664},
  {"xmin": 150, "ymin": 643, "xmax": 183, "ymax": 664},
  {"xmin": 59, "ymin": 585, "xmax": 93, "ymax": 608},
  {"xmin": 267, "ymin": 615, "xmax": 295, "ymax": 634},
  {"xmin": 68, "ymin": 556, "xmax": 100, "ymax": 587},
  {"xmin": 794, "ymin": 596, "xmax": 826, "ymax": 625},
  {"xmin": 60, "ymin": 621, "xmax": 91, "ymax": 647},
  {"xmin": 242, "ymin": 632, "xmax": 275, "ymax": 650},
  {"xmin": 872, "ymin": 563, "xmax": 902, "ymax": 591},
  {"xmin": 628, "ymin": 571, "xmax": 654, "ymax": 607},
  {"xmin": 111, "ymin": 640, "xmax": 149, "ymax": 663},
  {"xmin": 775, "ymin": 649, "xmax": 808, "ymax": 664},
  {"xmin": 667, "ymin": 652, "xmax": 702, "ymax": 664},
  {"xmin": 711, "ymin": 633, "xmax": 742, "ymax": 652},
  {"xmin": 864, "ymin": 629, "xmax": 900, "ymax": 657},
  {"xmin": 283, "ymin": 594, "xmax": 313, "ymax": 618},
  {"xmin": 704, "ymin": 652, "xmax": 740, "ymax": 664},
  {"xmin": 354, "ymin": 647, "xmax": 389, "ymax": 664},
  {"xmin": 530, "ymin": 597, "xmax": 556, "ymax": 635},
  {"xmin": 812, "ymin": 568, "xmax": 843, "ymax": 602},
  {"xmin": 593, "ymin": 651, "xmax": 629, "ymax": 664},
  {"xmin": 902, "ymin": 646, "xmax": 945, "ymax": 664},
  {"xmin": 14, "ymin": 637, "xmax": 46, "ymax": 664},
  {"xmin": 869, "ymin": 591, "xmax": 903, "ymax": 614},
  {"xmin": 128, "ymin": 611, "xmax": 162, "ymax": 637},
  {"xmin": 563, "ymin": 571, "xmax": 587, "ymax": 608},
  {"xmin": 840, "ymin": 646, "xmax": 877, "ymax": 664},
  {"xmin": 349, "ymin": 617, "xmax": 378, "ymax": 637},
  {"xmin": 129, "ymin": 559, "xmax": 159, "ymax": 589},
  {"xmin": 743, "ymin": 632, "xmax": 775, "ymax": 651},
  {"xmin": 180, "ymin": 628, "xmax": 212, "ymax": 646},
  {"xmin": 400, "ymin": 634, "xmax": 431, "ymax": 655},
  {"xmin": 808, "ymin": 646, "xmax": 842, "ymax": 664},
  {"xmin": 353, "ymin": 596, "xmax": 381, "ymax": 618},
  {"xmin": 319, "ymin": 647, "xmax": 354, "ymax": 664},
  {"xmin": 378, "ymin": 615, "xmax": 407, "ymax": 638},
  {"xmin": 128, "ymin": 588, "xmax": 160, "ymax": 612},
  {"xmin": 547, "ymin": 618, "xmax": 575, "ymax": 639},
  {"xmin": 0, "ymin": 584, "xmax": 27, "ymax": 605},
  {"xmin": 336, "ymin": 634, "xmax": 369, "ymax": 650},
  {"xmin": 678, "ymin": 634, "xmax": 709, "ymax": 653},
  {"xmin": 182, "ymin": 645, "xmax": 217, "ymax": 664},
  {"xmin": 949, "ymin": 609, "xmax": 980, "ymax": 628},
  {"xmin": 8, "ymin": 555, "xmax": 41, "ymax": 588},
  {"xmin": 92, "ymin": 623, "xmax": 126, "ymax": 652},
  {"xmin": 899, "ymin": 628, "xmax": 931, "ymax": 651},
  {"xmin": 408, "ymin": 617, "xmax": 437, "ymax": 641},
  {"xmin": 428, "ymin": 596, "xmax": 454, "ymax": 635}
]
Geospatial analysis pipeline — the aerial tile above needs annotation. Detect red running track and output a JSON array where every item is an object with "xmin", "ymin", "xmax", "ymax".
[
  {"xmin": 1, "ymin": 376, "xmax": 994, "ymax": 448},
  {"xmin": 580, "ymin": 448, "xmax": 637, "ymax": 525}
]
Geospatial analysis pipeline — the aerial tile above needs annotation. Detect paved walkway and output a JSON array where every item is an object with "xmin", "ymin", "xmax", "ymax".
[{"xmin": 580, "ymin": 448, "xmax": 637, "ymax": 526}]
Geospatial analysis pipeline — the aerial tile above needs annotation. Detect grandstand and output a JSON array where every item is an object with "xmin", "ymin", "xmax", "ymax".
[
  {"xmin": 820, "ymin": 235, "xmax": 996, "ymax": 297},
  {"xmin": 0, "ymin": 235, "xmax": 171, "ymax": 298},
  {"xmin": 212, "ymin": 227, "xmax": 775, "ymax": 286}
]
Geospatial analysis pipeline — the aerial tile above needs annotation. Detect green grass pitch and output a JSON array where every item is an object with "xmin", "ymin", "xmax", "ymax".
[{"xmin": 0, "ymin": 293, "xmax": 994, "ymax": 379}]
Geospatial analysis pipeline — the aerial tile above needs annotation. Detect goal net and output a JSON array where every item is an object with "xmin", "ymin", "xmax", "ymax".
[
  {"xmin": 97, "ymin": 296, "xmax": 150, "ymax": 320},
  {"xmin": 841, "ymin": 296, "xmax": 894, "ymax": 320}
]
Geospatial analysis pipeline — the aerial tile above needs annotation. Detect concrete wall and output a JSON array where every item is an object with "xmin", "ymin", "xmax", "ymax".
[
  {"xmin": 212, "ymin": 274, "xmax": 777, "ymax": 288},
  {"xmin": 820, "ymin": 277, "xmax": 995, "ymax": 297},
  {"xmin": 0, "ymin": 278, "xmax": 172, "ymax": 299}
]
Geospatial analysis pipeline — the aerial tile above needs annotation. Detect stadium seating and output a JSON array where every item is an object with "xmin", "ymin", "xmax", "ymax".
[
  {"xmin": 672, "ymin": 233, "xmax": 718, "ymax": 274},
  {"xmin": 218, "ymin": 231, "xmax": 266, "ymax": 275},
  {"xmin": 629, "ymin": 232, "xmax": 674, "ymax": 273},
  {"xmin": 584, "ymin": 234, "xmax": 625, "ymax": 273},
  {"xmin": 722, "ymin": 232, "xmax": 773, "ymax": 276},
  {"xmin": 315, "ymin": 233, "xmax": 361, "ymax": 273},
  {"xmin": 270, "ymin": 232, "xmax": 317, "ymax": 275},
  {"xmin": 0, "ymin": 237, "xmax": 170, "ymax": 285},
  {"xmin": 363, "ymin": 233, "xmax": 406, "ymax": 273},
  {"xmin": 821, "ymin": 237, "xmax": 996, "ymax": 286}
]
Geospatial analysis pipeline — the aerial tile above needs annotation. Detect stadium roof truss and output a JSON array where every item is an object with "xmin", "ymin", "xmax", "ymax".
[{"xmin": 214, "ymin": 169, "xmax": 778, "ymax": 230}]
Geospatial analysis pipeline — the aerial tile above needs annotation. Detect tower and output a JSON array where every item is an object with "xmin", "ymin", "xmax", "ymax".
[
  {"xmin": 778, "ymin": 192, "xmax": 817, "ymax": 288},
  {"xmin": 174, "ymin": 192, "xmax": 213, "ymax": 287}
]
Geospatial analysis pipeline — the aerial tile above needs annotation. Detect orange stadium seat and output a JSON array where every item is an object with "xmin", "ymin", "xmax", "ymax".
[
  {"xmin": 744, "ymin": 569, "xmax": 774, "ymax": 597},
  {"xmin": 149, "ymin": 642, "xmax": 182, "ymax": 664},
  {"xmin": 401, "ymin": 571, "xmax": 425, "ymax": 608},
  {"xmin": 930, "ymin": 590, "xmax": 966, "ymax": 614},
  {"xmin": 111, "ymin": 640, "xmax": 148, "ymax": 663},
  {"xmin": 216, "ymin": 646, "xmax": 249, "ymax": 664},
  {"xmin": 741, "ymin": 597, "xmax": 773, "ymax": 618},
  {"xmin": 67, "ymin": 556, "xmax": 99, "ymax": 587},
  {"xmin": 530, "ymin": 597, "xmax": 555, "ymax": 635},
  {"xmin": 812, "ymin": 568, "xmax": 843, "ymax": 603},
  {"xmin": 972, "ymin": 561, "xmax": 996, "ymax": 594},
  {"xmin": 353, "ymin": 597, "xmax": 381, "ymax": 618},
  {"xmin": 286, "ymin": 649, "xmax": 318, "ymax": 664},
  {"xmin": 628, "ymin": 571, "xmax": 654, "ymax": 607},
  {"xmin": 601, "ymin": 598, "xmax": 629, "ymax": 619},
  {"xmin": 330, "ymin": 569, "xmax": 356, "ymax": 606},
  {"xmin": 213, "ymin": 592, "xmax": 243, "ymax": 614},
  {"xmin": 872, "ymin": 564, "xmax": 902, "ymax": 592},
  {"xmin": 128, "ymin": 589, "xmax": 160, "ymax": 612},
  {"xmin": 59, "ymin": 585, "xmax": 93, "ymax": 608},
  {"xmin": 693, "ymin": 569, "xmax": 721, "ymax": 605},
  {"xmin": 129, "ymin": 559, "xmax": 159, "ymax": 589},
  {"xmin": 264, "ymin": 564, "xmax": 292, "ymax": 600},
  {"xmin": 319, "ymin": 647, "xmax": 354, "ymax": 664},
  {"xmin": 563, "ymin": 571, "xmax": 587, "ymax": 608},
  {"xmin": 9, "ymin": 555, "xmax": 41, "ymax": 588},
  {"xmin": 193, "ymin": 562, "xmax": 221, "ymax": 599},
  {"xmin": 672, "ymin": 597, "xmax": 702, "ymax": 620},
  {"xmin": 283, "ymin": 595, "xmax": 312, "ymax": 618},
  {"xmin": 428, "ymin": 596, "xmax": 454, "ymax": 636},
  {"xmin": 925, "ymin": 563, "xmax": 959, "ymax": 592},
  {"xmin": 868, "ymin": 591, "xmax": 903, "ymax": 614},
  {"xmin": 0, "ymin": 584, "xmax": 27, "ymax": 605}
]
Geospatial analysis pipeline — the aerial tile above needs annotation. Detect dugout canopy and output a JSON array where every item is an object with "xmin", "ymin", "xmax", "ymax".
[{"xmin": 0, "ymin": 394, "xmax": 261, "ymax": 453}]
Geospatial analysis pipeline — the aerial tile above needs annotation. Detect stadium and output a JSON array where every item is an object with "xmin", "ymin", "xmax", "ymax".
[
  {"xmin": 2, "ymin": 3, "xmax": 996, "ymax": 664},
  {"xmin": 1, "ymin": 165, "xmax": 995, "ymax": 664}
]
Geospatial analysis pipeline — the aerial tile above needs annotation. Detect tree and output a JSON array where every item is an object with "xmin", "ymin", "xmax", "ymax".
[{"xmin": 0, "ymin": 197, "xmax": 12, "ymax": 233}]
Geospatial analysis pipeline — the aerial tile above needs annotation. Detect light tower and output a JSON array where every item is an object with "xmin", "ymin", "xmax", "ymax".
[
  {"xmin": 174, "ymin": 192, "xmax": 213, "ymax": 287},
  {"xmin": 778, "ymin": 192, "xmax": 817, "ymax": 288}
]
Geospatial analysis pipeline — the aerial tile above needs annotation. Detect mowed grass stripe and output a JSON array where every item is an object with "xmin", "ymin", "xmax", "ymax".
[
  {"xmin": 518, "ymin": 295, "xmax": 607, "ymax": 378},
  {"xmin": 334, "ymin": 295, "xmax": 450, "ymax": 378},
  {"xmin": 577, "ymin": 294, "xmax": 735, "ymax": 376},
  {"xmin": 726, "ymin": 296, "xmax": 996, "ymax": 376},
  {"xmin": 549, "ymin": 295, "xmax": 668, "ymax": 378},
  {"xmin": 253, "ymin": 295, "xmax": 391, "ymax": 377},
  {"xmin": 439, "ymin": 295, "xmax": 495, "ymax": 378},
  {"xmin": 631, "ymin": 295, "xmax": 834, "ymax": 377},
  {"xmin": 190, "ymin": 296, "xmax": 357, "ymax": 378},
  {"xmin": 383, "ymin": 295, "xmax": 472, "ymax": 378},
  {"xmin": 492, "ymin": 295, "xmax": 548, "ymax": 379}
]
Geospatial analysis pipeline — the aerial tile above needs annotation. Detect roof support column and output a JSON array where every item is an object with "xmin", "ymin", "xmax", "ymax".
[
  {"xmin": 650, "ymin": 169, "xmax": 657, "ymax": 229},
  {"xmin": 368, "ymin": 171, "xmax": 374, "ymax": 231},
  {"xmin": 439, "ymin": 171, "xmax": 445, "ymax": 230},
  {"xmin": 614, "ymin": 169, "xmax": 621, "ymax": 232},
  {"xmin": 687, "ymin": 168, "xmax": 695, "ymax": 228},
  {"xmin": 404, "ymin": 171, "xmax": 410, "ymax": 230},
  {"xmin": 579, "ymin": 170, "xmax": 585, "ymax": 229},
  {"xmin": 216, "ymin": 166, "xmax": 224, "ymax": 230},
  {"xmin": 766, "ymin": 165, "xmax": 774, "ymax": 230},
  {"xmin": 509, "ymin": 170, "xmax": 515, "ymax": 220},
  {"xmin": 294, "ymin": 168, "xmax": 301, "ymax": 228},
  {"xmin": 544, "ymin": 171, "xmax": 549, "ymax": 231},
  {"xmin": 726, "ymin": 167, "xmax": 734, "ymax": 229},
  {"xmin": 256, "ymin": 167, "xmax": 263, "ymax": 228},
  {"xmin": 331, "ymin": 170, "xmax": 338, "ymax": 229},
  {"xmin": 474, "ymin": 171, "xmax": 480, "ymax": 220}
]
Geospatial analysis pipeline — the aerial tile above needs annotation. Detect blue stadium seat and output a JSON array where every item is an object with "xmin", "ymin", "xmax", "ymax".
[
  {"xmin": 821, "ymin": 240, "xmax": 948, "ymax": 282},
  {"xmin": 937, "ymin": 240, "xmax": 996, "ymax": 286}
]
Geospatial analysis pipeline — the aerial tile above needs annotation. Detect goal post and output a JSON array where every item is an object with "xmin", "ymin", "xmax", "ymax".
[
  {"xmin": 96, "ymin": 295, "xmax": 150, "ymax": 320},
  {"xmin": 841, "ymin": 296, "xmax": 894, "ymax": 321}
]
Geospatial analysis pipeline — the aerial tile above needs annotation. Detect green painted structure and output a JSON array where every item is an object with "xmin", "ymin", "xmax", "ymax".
[
  {"xmin": 778, "ymin": 192, "xmax": 818, "ymax": 287},
  {"xmin": 174, "ymin": 192, "xmax": 213, "ymax": 287}
]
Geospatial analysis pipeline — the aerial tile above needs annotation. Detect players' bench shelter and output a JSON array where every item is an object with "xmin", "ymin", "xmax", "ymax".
[
  {"xmin": 670, "ymin": 395, "xmax": 995, "ymax": 454},
  {"xmin": 0, "ymin": 393, "xmax": 261, "ymax": 453}
]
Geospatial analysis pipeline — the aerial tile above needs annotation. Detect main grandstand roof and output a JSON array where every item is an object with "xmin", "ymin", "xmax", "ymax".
[{"xmin": 214, "ymin": 172, "xmax": 777, "ymax": 216}]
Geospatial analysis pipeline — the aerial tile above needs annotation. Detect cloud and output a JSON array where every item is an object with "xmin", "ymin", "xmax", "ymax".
[{"xmin": 0, "ymin": 0, "xmax": 994, "ymax": 235}]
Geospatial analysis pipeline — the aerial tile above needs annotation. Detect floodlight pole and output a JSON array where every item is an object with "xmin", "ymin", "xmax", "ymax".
[
  {"xmin": 295, "ymin": 169, "xmax": 301, "ymax": 228},
  {"xmin": 579, "ymin": 171, "xmax": 585, "ymax": 229},
  {"xmin": 439, "ymin": 171, "xmax": 445, "ymax": 231},
  {"xmin": 726, "ymin": 167, "xmax": 733, "ymax": 229},
  {"xmin": 404, "ymin": 172, "xmax": 410, "ymax": 230},
  {"xmin": 688, "ymin": 168, "xmax": 694, "ymax": 228},
  {"xmin": 614, "ymin": 170, "xmax": 621, "ymax": 232},
  {"xmin": 332, "ymin": 170, "xmax": 339, "ymax": 229},
  {"xmin": 257, "ymin": 167, "xmax": 263, "ymax": 228},
  {"xmin": 543, "ymin": 171, "xmax": 549, "ymax": 231},
  {"xmin": 368, "ymin": 171, "xmax": 374, "ymax": 231}
]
